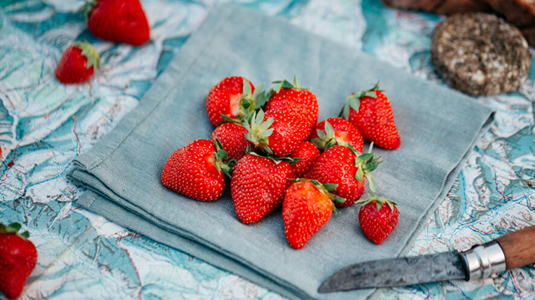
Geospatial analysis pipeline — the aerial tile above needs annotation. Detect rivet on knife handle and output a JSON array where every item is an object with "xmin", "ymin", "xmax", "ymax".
[
  {"xmin": 318, "ymin": 226, "xmax": 535, "ymax": 293},
  {"xmin": 461, "ymin": 226, "xmax": 535, "ymax": 281},
  {"xmin": 461, "ymin": 241, "xmax": 506, "ymax": 280}
]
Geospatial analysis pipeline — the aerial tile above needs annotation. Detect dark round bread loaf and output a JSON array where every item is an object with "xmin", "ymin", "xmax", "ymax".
[
  {"xmin": 484, "ymin": 0, "xmax": 535, "ymax": 46},
  {"xmin": 382, "ymin": 0, "xmax": 492, "ymax": 15},
  {"xmin": 431, "ymin": 13, "xmax": 531, "ymax": 96}
]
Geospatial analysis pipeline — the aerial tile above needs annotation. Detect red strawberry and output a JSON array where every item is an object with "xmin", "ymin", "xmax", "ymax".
[
  {"xmin": 357, "ymin": 193, "xmax": 399, "ymax": 245},
  {"xmin": 245, "ymin": 77, "xmax": 318, "ymax": 156},
  {"xmin": 283, "ymin": 180, "xmax": 343, "ymax": 249},
  {"xmin": 0, "ymin": 223, "xmax": 37, "ymax": 300},
  {"xmin": 82, "ymin": 0, "xmax": 150, "ymax": 46},
  {"xmin": 206, "ymin": 77, "xmax": 260, "ymax": 126},
  {"xmin": 340, "ymin": 83, "xmax": 401, "ymax": 149},
  {"xmin": 290, "ymin": 141, "xmax": 320, "ymax": 177},
  {"xmin": 211, "ymin": 122, "xmax": 252, "ymax": 161},
  {"xmin": 311, "ymin": 118, "xmax": 364, "ymax": 152},
  {"xmin": 231, "ymin": 153, "xmax": 294, "ymax": 224},
  {"xmin": 305, "ymin": 144, "xmax": 379, "ymax": 207},
  {"xmin": 55, "ymin": 41, "xmax": 99, "ymax": 84},
  {"xmin": 162, "ymin": 139, "xmax": 233, "ymax": 201}
]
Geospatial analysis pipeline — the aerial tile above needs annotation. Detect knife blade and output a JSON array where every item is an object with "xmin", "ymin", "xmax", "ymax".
[
  {"xmin": 319, "ymin": 251, "xmax": 466, "ymax": 292},
  {"xmin": 319, "ymin": 225, "xmax": 535, "ymax": 293}
]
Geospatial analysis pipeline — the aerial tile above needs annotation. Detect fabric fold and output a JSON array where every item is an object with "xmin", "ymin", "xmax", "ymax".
[{"xmin": 68, "ymin": 4, "xmax": 494, "ymax": 300}]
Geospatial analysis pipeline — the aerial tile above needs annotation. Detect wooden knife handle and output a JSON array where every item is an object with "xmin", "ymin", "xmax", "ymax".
[{"xmin": 496, "ymin": 226, "xmax": 535, "ymax": 270}]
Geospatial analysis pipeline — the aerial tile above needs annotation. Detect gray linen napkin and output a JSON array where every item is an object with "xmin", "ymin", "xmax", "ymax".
[{"xmin": 68, "ymin": 4, "xmax": 494, "ymax": 300}]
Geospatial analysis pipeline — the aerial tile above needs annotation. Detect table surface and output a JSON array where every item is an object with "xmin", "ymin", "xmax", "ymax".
[{"xmin": 1, "ymin": 0, "xmax": 534, "ymax": 299}]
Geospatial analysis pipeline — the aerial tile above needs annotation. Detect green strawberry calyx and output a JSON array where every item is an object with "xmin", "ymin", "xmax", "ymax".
[
  {"xmin": 311, "ymin": 120, "xmax": 348, "ymax": 151},
  {"xmin": 220, "ymin": 78, "xmax": 269, "ymax": 125},
  {"xmin": 248, "ymin": 151, "xmax": 300, "ymax": 165},
  {"xmin": 75, "ymin": 41, "xmax": 100, "ymax": 70},
  {"xmin": 290, "ymin": 178, "xmax": 346, "ymax": 213},
  {"xmin": 272, "ymin": 75, "xmax": 310, "ymax": 93},
  {"xmin": 339, "ymin": 81, "xmax": 381, "ymax": 120},
  {"xmin": 212, "ymin": 139, "xmax": 236, "ymax": 178},
  {"xmin": 78, "ymin": 0, "xmax": 97, "ymax": 20},
  {"xmin": 0, "ymin": 223, "xmax": 30, "ymax": 239},
  {"xmin": 356, "ymin": 192, "xmax": 397, "ymax": 212},
  {"xmin": 349, "ymin": 142, "xmax": 381, "ymax": 193},
  {"xmin": 243, "ymin": 109, "xmax": 276, "ymax": 155}
]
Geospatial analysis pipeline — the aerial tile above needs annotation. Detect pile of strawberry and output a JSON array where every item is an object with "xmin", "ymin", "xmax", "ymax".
[{"xmin": 162, "ymin": 76, "xmax": 402, "ymax": 250}]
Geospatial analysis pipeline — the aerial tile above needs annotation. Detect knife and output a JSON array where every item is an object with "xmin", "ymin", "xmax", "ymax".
[{"xmin": 319, "ymin": 225, "xmax": 535, "ymax": 293}]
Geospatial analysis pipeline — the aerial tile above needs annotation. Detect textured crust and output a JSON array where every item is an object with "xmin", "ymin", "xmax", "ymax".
[
  {"xmin": 382, "ymin": 0, "xmax": 492, "ymax": 14},
  {"xmin": 484, "ymin": 0, "xmax": 535, "ymax": 46},
  {"xmin": 431, "ymin": 13, "xmax": 531, "ymax": 96},
  {"xmin": 485, "ymin": 0, "xmax": 535, "ymax": 26}
]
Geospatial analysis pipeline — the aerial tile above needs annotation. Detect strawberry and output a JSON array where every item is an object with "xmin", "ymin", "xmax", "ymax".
[
  {"xmin": 161, "ymin": 139, "xmax": 234, "ymax": 201},
  {"xmin": 245, "ymin": 77, "xmax": 318, "ymax": 156},
  {"xmin": 81, "ymin": 0, "xmax": 150, "ymax": 46},
  {"xmin": 305, "ymin": 144, "xmax": 380, "ymax": 207},
  {"xmin": 231, "ymin": 153, "xmax": 294, "ymax": 224},
  {"xmin": 206, "ymin": 77, "xmax": 264, "ymax": 126},
  {"xmin": 55, "ymin": 41, "xmax": 99, "ymax": 84},
  {"xmin": 290, "ymin": 141, "xmax": 320, "ymax": 178},
  {"xmin": 340, "ymin": 83, "xmax": 401, "ymax": 149},
  {"xmin": 211, "ymin": 122, "xmax": 252, "ymax": 161},
  {"xmin": 0, "ymin": 223, "xmax": 37, "ymax": 300},
  {"xmin": 283, "ymin": 180, "xmax": 344, "ymax": 249},
  {"xmin": 357, "ymin": 193, "xmax": 399, "ymax": 245},
  {"xmin": 311, "ymin": 118, "xmax": 364, "ymax": 152}
]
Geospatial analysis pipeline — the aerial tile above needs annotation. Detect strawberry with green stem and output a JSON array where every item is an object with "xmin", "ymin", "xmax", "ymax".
[
  {"xmin": 357, "ymin": 193, "xmax": 399, "ymax": 245},
  {"xmin": 211, "ymin": 122, "xmax": 252, "ymax": 161},
  {"xmin": 244, "ymin": 76, "xmax": 318, "ymax": 156},
  {"xmin": 283, "ymin": 179, "xmax": 345, "ymax": 249},
  {"xmin": 80, "ymin": 0, "xmax": 151, "ymax": 46},
  {"xmin": 231, "ymin": 152, "xmax": 295, "ymax": 224},
  {"xmin": 161, "ymin": 139, "xmax": 234, "ymax": 201},
  {"xmin": 0, "ymin": 223, "xmax": 38, "ymax": 300},
  {"xmin": 305, "ymin": 143, "xmax": 380, "ymax": 207},
  {"xmin": 340, "ymin": 82, "xmax": 401, "ymax": 149},
  {"xmin": 311, "ymin": 118, "xmax": 364, "ymax": 152},
  {"xmin": 55, "ymin": 41, "xmax": 100, "ymax": 84},
  {"xmin": 206, "ymin": 77, "xmax": 267, "ymax": 126}
]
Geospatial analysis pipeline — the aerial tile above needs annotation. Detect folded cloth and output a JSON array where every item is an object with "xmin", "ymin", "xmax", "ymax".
[{"xmin": 68, "ymin": 4, "xmax": 494, "ymax": 300}]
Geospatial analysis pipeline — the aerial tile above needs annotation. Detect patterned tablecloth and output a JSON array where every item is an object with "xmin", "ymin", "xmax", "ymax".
[{"xmin": 1, "ymin": 0, "xmax": 534, "ymax": 299}]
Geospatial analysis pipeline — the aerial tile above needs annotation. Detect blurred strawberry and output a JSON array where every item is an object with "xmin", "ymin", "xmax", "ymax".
[
  {"xmin": 0, "ymin": 223, "xmax": 37, "ymax": 300},
  {"xmin": 55, "ymin": 41, "xmax": 99, "ymax": 84},
  {"xmin": 81, "ymin": 0, "xmax": 150, "ymax": 46}
]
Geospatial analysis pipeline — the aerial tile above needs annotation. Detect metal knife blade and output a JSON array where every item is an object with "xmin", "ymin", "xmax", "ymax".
[{"xmin": 318, "ymin": 251, "xmax": 467, "ymax": 293}]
